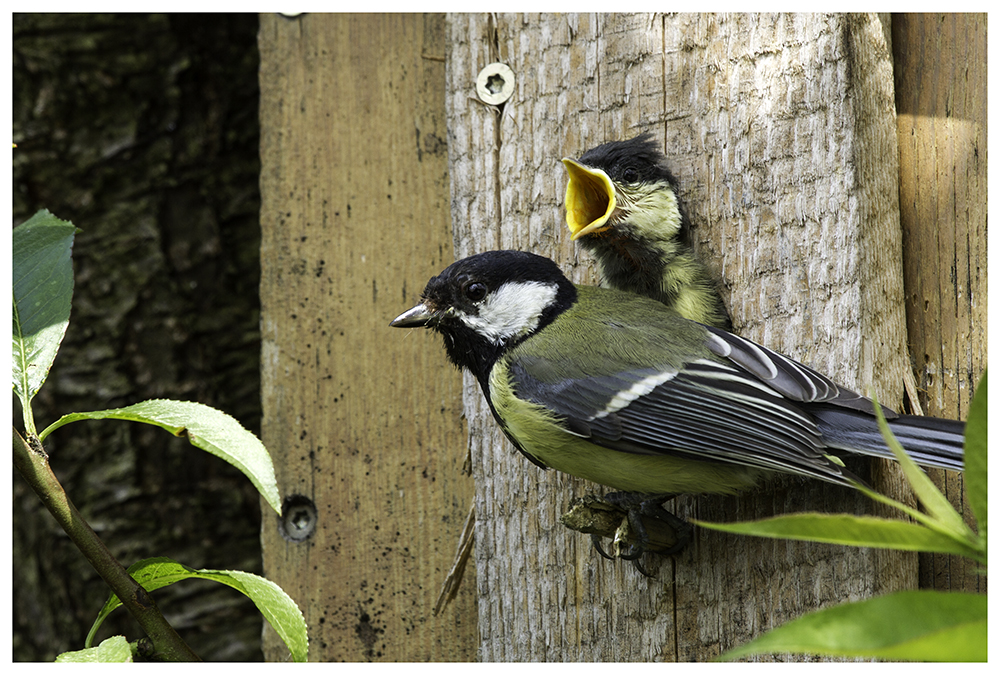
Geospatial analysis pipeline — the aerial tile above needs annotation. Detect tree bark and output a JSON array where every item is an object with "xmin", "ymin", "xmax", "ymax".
[
  {"xmin": 257, "ymin": 13, "xmax": 477, "ymax": 661},
  {"xmin": 444, "ymin": 12, "xmax": 971, "ymax": 661},
  {"xmin": 13, "ymin": 13, "xmax": 264, "ymax": 661}
]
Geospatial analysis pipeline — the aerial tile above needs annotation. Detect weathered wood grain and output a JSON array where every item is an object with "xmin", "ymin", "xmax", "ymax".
[
  {"xmin": 893, "ymin": 12, "xmax": 986, "ymax": 595},
  {"xmin": 258, "ymin": 13, "xmax": 476, "ymax": 661},
  {"xmin": 445, "ymin": 13, "xmax": 946, "ymax": 661}
]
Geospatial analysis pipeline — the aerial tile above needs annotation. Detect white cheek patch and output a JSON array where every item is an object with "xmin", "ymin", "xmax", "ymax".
[{"xmin": 460, "ymin": 281, "xmax": 559, "ymax": 345}]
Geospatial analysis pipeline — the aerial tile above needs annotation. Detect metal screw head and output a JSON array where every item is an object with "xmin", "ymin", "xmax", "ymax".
[{"xmin": 476, "ymin": 62, "xmax": 516, "ymax": 105}]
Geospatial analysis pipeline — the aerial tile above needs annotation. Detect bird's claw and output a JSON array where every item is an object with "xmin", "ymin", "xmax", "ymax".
[{"xmin": 579, "ymin": 492, "xmax": 692, "ymax": 575}]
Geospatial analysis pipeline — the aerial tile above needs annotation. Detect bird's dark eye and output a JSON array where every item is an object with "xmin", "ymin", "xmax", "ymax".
[
  {"xmin": 463, "ymin": 281, "xmax": 488, "ymax": 302},
  {"xmin": 622, "ymin": 166, "xmax": 639, "ymax": 183}
]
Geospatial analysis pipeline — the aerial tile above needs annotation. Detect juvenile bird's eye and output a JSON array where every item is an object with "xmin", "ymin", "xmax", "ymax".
[
  {"xmin": 622, "ymin": 166, "xmax": 639, "ymax": 183},
  {"xmin": 463, "ymin": 281, "xmax": 488, "ymax": 302}
]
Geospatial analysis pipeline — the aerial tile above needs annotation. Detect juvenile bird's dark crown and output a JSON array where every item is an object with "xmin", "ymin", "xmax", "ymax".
[{"xmin": 577, "ymin": 132, "xmax": 682, "ymax": 196}]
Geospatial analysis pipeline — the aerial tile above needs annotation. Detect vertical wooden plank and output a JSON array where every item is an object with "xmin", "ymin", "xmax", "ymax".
[
  {"xmin": 893, "ymin": 13, "xmax": 987, "ymax": 593},
  {"xmin": 447, "ymin": 14, "xmax": 622, "ymax": 660},
  {"xmin": 258, "ymin": 13, "xmax": 476, "ymax": 661},
  {"xmin": 620, "ymin": 13, "xmax": 915, "ymax": 660},
  {"xmin": 447, "ymin": 12, "xmax": 923, "ymax": 661}
]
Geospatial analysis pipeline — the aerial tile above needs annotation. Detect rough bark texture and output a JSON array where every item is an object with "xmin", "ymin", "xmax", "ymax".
[
  {"xmin": 892, "ymin": 13, "xmax": 987, "ymax": 594},
  {"xmin": 12, "ymin": 14, "xmax": 264, "ymax": 661},
  {"xmin": 445, "ymin": 13, "xmax": 946, "ymax": 661},
  {"xmin": 257, "ymin": 13, "xmax": 477, "ymax": 662}
]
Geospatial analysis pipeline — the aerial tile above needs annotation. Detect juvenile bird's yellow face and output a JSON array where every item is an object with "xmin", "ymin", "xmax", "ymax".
[{"xmin": 562, "ymin": 157, "xmax": 683, "ymax": 245}]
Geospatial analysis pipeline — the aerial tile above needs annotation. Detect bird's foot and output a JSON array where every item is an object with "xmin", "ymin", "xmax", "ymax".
[{"xmin": 560, "ymin": 492, "xmax": 692, "ymax": 575}]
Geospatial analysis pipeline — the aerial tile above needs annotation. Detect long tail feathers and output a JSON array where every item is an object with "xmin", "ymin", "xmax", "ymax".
[{"xmin": 813, "ymin": 409, "xmax": 965, "ymax": 472}]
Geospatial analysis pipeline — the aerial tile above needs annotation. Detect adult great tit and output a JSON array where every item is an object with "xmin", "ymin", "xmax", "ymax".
[
  {"xmin": 391, "ymin": 250, "xmax": 964, "ymax": 501},
  {"xmin": 563, "ymin": 133, "xmax": 731, "ymax": 330}
]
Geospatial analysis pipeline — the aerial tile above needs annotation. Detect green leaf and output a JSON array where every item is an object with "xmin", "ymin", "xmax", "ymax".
[
  {"xmin": 850, "ymin": 483, "xmax": 984, "ymax": 564},
  {"xmin": 721, "ymin": 590, "xmax": 986, "ymax": 662},
  {"xmin": 696, "ymin": 512, "xmax": 981, "ymax": 559},
  {"xmin": 12, "ymin": 210, "xmax": 78, "ymax": 434},
  {"xmin": 872, "ymin": 397, "xmax": 968, "ymax": 535},
  {"xmin": 88, "ymin": 557, "xmax": 308, "ymax": 663},
  {"xmin": 56, "ymin": 635, "xmax": 133, "ymax": 663},
  {"xmin": 39, "ymin": 399, "xmax": 281, "ymax": 514},
  {"xmin": 964, "ymin": 370, "xmax": 987, "ymax": 543}
]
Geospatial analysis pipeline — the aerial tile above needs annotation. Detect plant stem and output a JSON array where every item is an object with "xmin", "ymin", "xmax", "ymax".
[{"xmin": 13, "ymin": 427, "xmax": 201, "ymax": 661}]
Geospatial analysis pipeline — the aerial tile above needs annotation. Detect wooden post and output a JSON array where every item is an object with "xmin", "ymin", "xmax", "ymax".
[
  {"xmin": 893, "ymin": 13, "xmax": 987, "ymax": 593},
  {"xmin": 444, "ymin": 13, "xmax": 970, "ymax": 661},
  {"xmin": 258, "ymin": 14, "xmax": 476, "ymax": 661}
]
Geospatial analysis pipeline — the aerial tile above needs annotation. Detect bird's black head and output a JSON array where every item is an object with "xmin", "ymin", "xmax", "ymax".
[
  {"xmin": 391, "ymin": 250, "xmax": 578, "ymax": 385},
  {"xmin": 576, "ymin": 132, "xmax": 679, "ymax": 188}
]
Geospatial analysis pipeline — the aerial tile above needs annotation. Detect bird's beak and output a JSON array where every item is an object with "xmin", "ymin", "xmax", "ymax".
[
  {"xmin": 390, "ymin": 302, "xmax": 438, "ymax": 328},
  {"xmin": 562, "ymin": 157, "xmax": 617, "ymax": 240}
]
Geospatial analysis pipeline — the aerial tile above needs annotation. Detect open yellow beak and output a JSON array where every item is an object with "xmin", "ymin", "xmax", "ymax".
[{"xmin": 562, "ymin": 158, "xmax": 617, "ymax": 240}]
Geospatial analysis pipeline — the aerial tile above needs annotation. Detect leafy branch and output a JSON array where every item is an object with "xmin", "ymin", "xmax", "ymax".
[
  {"xmin": 13, "ymin": 428, "xmax": 200, "ymax": 661},
  {"xmin": 12, "ymin": 211, "xmax": 307, "ymax": 662}
]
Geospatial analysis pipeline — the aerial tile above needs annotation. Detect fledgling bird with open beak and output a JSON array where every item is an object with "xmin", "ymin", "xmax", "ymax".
[{"xmin": 563, "ymin": 133, "xmax": 731, "ymax": 330}]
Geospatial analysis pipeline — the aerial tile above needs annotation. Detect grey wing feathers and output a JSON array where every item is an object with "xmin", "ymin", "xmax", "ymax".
[
  {"xmin": 508, "ymin": 354, "xmax": 859, "ymax": 486},
  {"xmin": 598, "ymin": 360, "xmax": 855, "ymax": 482},
  {"xmin": 703, "ymin": 325, "xmax": 893, "ymax": 417}
]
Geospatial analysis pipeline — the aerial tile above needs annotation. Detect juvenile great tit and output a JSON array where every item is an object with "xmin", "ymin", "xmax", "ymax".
[
  {"xmin": 391, "ymin": 250, "xmax": 964, "ymax": 502},
  {"xmin": 563, "ymin": 133, "xmax": 731, "ymax": 330}
]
